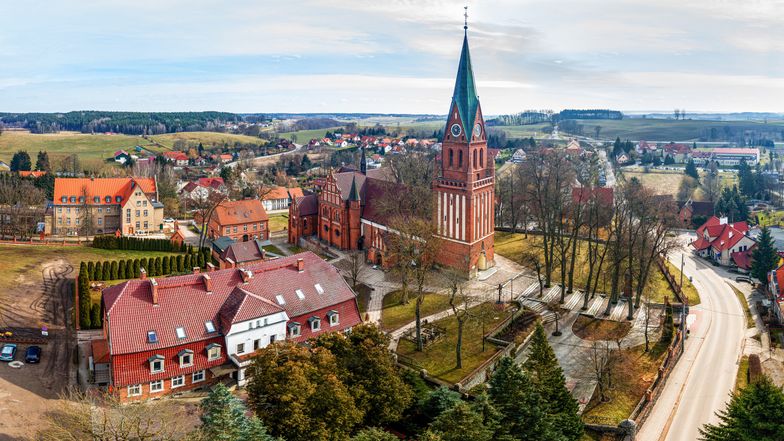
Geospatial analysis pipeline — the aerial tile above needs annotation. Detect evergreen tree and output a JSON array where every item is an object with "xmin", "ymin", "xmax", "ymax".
[
  {"xmin": 118, "ymin": 261, "xmax": 126, "ymax": 280},
  {"xmin": 738, "ymin": 159, "xmax": 757, "ymax": 198},
  {"xmin": 78, "ymin": 274, "xmax": 91, "ymax": 329},
  {"xmin": 685, "ymin": 159, "xmax": 700, "ymax": 182},
  {"xmin": 752, "ymin": 226, "xmax": 778, "ymax": 282},
  {"xmin": 86, "ymin": 261, "xmax": 94, "ymax": 280},
  {"xmin": 489, "ymin": 357, "xmax": 552, "ymax": 441},
  {"xmin": 93, "ymin": 261, "xmax": 102, "ymax": 281},
  {"xmin": 522, "ymin": 324, "xmax": 583, "ymax": 440},
  {"xmin": 421, "ymin": 387, "xmax": 463, "ymax": 423},
  {"xmin": 177, "ymin": 255, "xmax": 184, "ymax": 272},
  {"xmin": 139, "ymin": 258, "xmax": 148, "ymax": 275},
  {"xmin": 10, "ymin": 150, "xmax": 32, "ymax": 171},
  {"xmin": 125, "ymin": 259, "xmax": 133, "ymax": 278},
  {"xmin": 110, "ymin": 261, "xmax": 118, "ymax": 280},
  {"xmin": 428, "ymin": 401, "xmax": 494, "ymax": 441},
  {"xmin": 162, "ymin": 256, "xmax": 170, "ymax": 275},
  {"xmin": 700, "ymin": 375, "xmax": 784, "ymax": 441},
  {"xmin": 90, "ymin": 303, "xmax": 102, "ymax": 328},
  {"xmin": 612, "ymin": 137, "xmax": 623, "ymax": 157},
  {"xmin": 35, "ymin": 151, "xmax": 51, "ymax": 172},
  {"xmin": 351, "ymin": 428, "xmax": 399, "ymax": 441},
  {"xmin": 155, "ymin": 257, "xmax": 163, "ymax": 276},
  {"xmin": 103, "ymin": 261, "xmax": 111, "ymax": 281},
  {"xmin": 133, "ymin": 259, "xmax": 141, "ymax": 278},
  {"xmin": 199, "ymin": 383, "xmax": 276, "ymax": 441},
  {"xmin": 184, "ymin": 254, "xmax": 192, "ymax": 271}
]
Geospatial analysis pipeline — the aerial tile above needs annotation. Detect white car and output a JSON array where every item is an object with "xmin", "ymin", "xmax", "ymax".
[{"xmin": 163, "ymin": 218, "xmax": 175, "ymax": 223}]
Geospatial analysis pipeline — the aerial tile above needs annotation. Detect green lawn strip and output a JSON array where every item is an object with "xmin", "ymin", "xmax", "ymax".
[
  {"xmin": 268, "ymin": 214, "xmax": 289, "ymax": 232},
  {"xmin": 664, "ymin": 261, "xmax": 700, "ymax": 306},
  {"xmin": 727, "ymin": 284, "xmax": 755, "ymax": 329},
  {"xmin": 582, "ymin": 340, "xmax": 670, "ymax": 425},
  {"xmin": 263, "ymin": 245, "xmax": 285, "ymax": 256},
  {"xmin": 380, "ymin": 289, "xmax": 453, "ymax": 332},
  {"xmin": 735, "ymin": 355, "xmax": 750, "ymax": 392},
  {"xmin": 396, "ymin": 302, "xmax": 515, "ymax": 384}
]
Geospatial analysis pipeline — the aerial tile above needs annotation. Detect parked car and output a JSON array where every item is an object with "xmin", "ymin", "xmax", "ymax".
[
  {"xmin": 24, "ymin": 346, "xmax": 41, "ymax": 363},
  {"xmin": 0, "ymin": 343, "xmax": 17, "ymax": 361},
  {"xmin": 163, "ymin": 218, "xmax": 175, "ymax": 223},
  {"xmin": 735, "ymin": 276, "xmax": 752, "ymax": 284}
]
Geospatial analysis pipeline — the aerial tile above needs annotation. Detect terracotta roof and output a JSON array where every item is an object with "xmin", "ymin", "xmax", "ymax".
[
  {"xmin": 691, "ymin": 236, "xmax": 712, "ymax": 250},
  {"xmin": 212, "ymin": 199, "xmax": 268, "ymax": 226},
  {"xmin": 263, "ymin": 186, "xmax": 304, "ymax": 201},
  {"xmin": 54, "ymin": 177, "xmax": 157, "ymax": 205},
  {"xmin": 102, "ymin": 252, "xmax": 361, "ymax": 356},
  {"xmin": 19, "ymin": 171, "xmax": 46, "ymax": 178},
  {"xmin": 293, "ymin": 194, "xmax": 318, "ymax": 216},
  {"xmin": 222, "ymin": 239, "xmax": 265, "ymax": 263},
  {"xmin": 197, "ymin": 177, "xmax": 225, "ymax": 189},
  {"xmin": 219, "ymin": 286, "xmax": 285, "ymax": 330},
  {"xmin": 163, "ymin": 151, "xmax": 188, "ymax": 161},
  {"xmin": 731, "ymin": 249, "xmax": 754, "ymax": 270}
]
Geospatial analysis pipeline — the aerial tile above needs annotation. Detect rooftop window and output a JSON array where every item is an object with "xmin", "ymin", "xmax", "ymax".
[
  {"xmin": 147, "ymin": 330, "xmax": 158, "ymax": 344},
  {"xmin": 295, "ymin": 289, "xmax": 305, "ymax": 300},
  {"xmin": 205, "ymin": 321, "xmax": 216, "ymax": 333},
  {"xmin": 275, "ymin": 295, "xmax": 286, "ymax": 305},
  {"xmin": 314, "ymin": 284, "xmax": 324, "ymax": 294},
  {"xmin": 175, "ymin": 327, "xmax": 186, "ymax": 339}
]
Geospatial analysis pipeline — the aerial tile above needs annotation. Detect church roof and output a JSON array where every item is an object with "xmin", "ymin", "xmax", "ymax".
[
  {"xmin": 452, "ymin": 33, "xmax": 480, "ymax": 139},
  {"xmin": 348, "ymin": 176, "xmax": 361, "ymax": 202}
]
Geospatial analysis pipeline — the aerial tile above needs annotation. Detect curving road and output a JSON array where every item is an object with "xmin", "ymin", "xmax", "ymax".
[{"xmin": 637, "ymin": 233, "xmax": 746, "ymax": 441}]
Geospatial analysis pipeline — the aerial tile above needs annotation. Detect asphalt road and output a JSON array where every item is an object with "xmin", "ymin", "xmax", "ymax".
[{"xmin": 637, "ymin": 234, "xmax": 746, "ymax": 441}]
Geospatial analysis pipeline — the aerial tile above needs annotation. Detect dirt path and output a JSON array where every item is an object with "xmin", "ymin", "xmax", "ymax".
[{"xmin": 0, "ymin": 259, "xmax": 73, "ymax": 440}]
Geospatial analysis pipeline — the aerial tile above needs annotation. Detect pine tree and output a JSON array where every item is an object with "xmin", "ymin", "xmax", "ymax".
[
  {"xmin": 752, "ymin": 226, "xmax": 778, "ymax": 282},
  {"xmin": 489, "ymin": 356, "xmax": 551, "ymax": 441},
  {"xmin": 421, "ymin": 387, "xmax": 462, "ymax": 423},
  {"xmin": 35, "ymin": 151, "xmax": 51, "ymax": 172},
  {"xmin": 428, "ymin": 401, "xmax": 494, "ymax": 441},
  {"xmin": 155, "ymin": 257, "xmax": 163, "ymax": 276},
  {"xmin": 700, "ymin": 375, "xmax": 784, "ymax": 440},
  {"xmin": 87, "ymin": 261, "xmax": 94, "ymax": 280},
  {"xmin": 685, "ymin": 159, "xmax": 700, "ymax": 182},
  {"xmin": 522, "ymin": 324, "xmax": 583, "ymax": 440},
  {"xmin": 10, "ymin": 150, "xmax": 32, "ymax": 171},
  {"xmin": 125, "ymin": 259, "xmax": 133, "ymax": 278},
  {"xmin": 177, "ymin": 255, "xmax": 184, "ymax": 272},
  {"xmin": 199, "ymin": 383, "xmax": 276, "ymax": 441},
  {"xmin": 78, "ymin": 274, "xmax": 91, "ymax": 329},
  {"xmin": 184, "ymin": 254, "xmax": 192, "ymax": 271}
]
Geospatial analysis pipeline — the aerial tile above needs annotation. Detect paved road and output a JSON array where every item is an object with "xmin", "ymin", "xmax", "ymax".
[
  {"xmin": 223, "ymin": 143, "xmax": 303, "ymax": 169},
  {"xmin": 637, "ymin": 234, "xmax": 746, "ymax": 441}
]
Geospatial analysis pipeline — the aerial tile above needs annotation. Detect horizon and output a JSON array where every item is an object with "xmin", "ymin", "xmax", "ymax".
[{"xmin": 1, "ymin": 1, "xmax": 783, "ymax": 113}]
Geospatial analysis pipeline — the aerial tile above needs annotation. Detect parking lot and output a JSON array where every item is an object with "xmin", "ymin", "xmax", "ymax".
[{"xmin": 0, "ymin": 257, "xmax": 74, "ymax": 440}]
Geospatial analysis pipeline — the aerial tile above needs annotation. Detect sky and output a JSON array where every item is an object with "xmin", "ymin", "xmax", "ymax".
[{"xmin": 1, "ymin": 0, "xmax": 784, "ymax": 114}]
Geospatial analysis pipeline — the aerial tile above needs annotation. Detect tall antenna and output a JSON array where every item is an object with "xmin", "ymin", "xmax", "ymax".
[{"xmin": 464, "ymin": 5, "xmax": 469, "ymax": 32}]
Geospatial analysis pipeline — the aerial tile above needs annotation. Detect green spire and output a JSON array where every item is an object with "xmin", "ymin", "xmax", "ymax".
[
  {"xmin": 452, "ymin": 33, "xmax": 480, "ymax": 140},
  {"xmin": 349, "ymin": 176, "xmax": 360, "ymax": 202}
]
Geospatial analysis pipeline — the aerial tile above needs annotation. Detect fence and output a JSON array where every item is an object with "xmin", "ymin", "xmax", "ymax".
[{"xmin": 658, "ymin": 256, "xmax": 685, "ymax": 304}]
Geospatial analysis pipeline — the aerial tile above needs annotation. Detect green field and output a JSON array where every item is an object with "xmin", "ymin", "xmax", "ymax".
[
  {"xmin": 573, "ymin": 118, "xmax": 784, "ymax": 142},
  {"xmin": 623, "ymin": 169, "xmax": 737, "ymax": 198},
  {"xmin": 149, "ymin": 131, "xmax": 267, "ymax": 149},
  {"xmin": 0, "ymin": 130, "xmax": 153, "ymax": 165},
  {"xmin": 279, "ymin": 127, "xmax": 340, "ymax": 142}
]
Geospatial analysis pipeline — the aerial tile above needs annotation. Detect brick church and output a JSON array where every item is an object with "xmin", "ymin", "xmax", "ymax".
[{"xmin": 288, "ymin": 25, "xmax": 495, "ymax": 276}]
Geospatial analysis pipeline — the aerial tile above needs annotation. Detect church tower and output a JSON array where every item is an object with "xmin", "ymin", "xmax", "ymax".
[{"xmin": 433, "ymin": 17, "xmax": 495, "ymax": 276}]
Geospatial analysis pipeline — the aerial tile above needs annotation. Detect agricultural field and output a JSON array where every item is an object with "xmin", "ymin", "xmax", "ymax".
[
  {"xmin": 574, "ymin": 118, "xmax": 784, "ymax": 142},
  {"xmin": 623, "ymin": 169, "xmax": 737, "ymax": 197},
  {"xmin": 149, "ymin": 131, "xmax": 267, "ymax": 150},
  {"xmin": 279, "ymin": 127, "xmax": 340, "ymax": 142},
  {"xmin": 0, "ymin": 130, "xmax": 156, "ymax": 166}
]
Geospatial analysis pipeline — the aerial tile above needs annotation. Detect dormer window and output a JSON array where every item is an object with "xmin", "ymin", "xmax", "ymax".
[
  {"xmin": 327, "ymin": 310, "xmax": 339, "ymax": 326},
  {"xmin": 93, "ymin": 196, "xmax": 100, "ymax": 203},
  {"xmin": 175, "ymin": 327, "xmax": 186, "ymax": 339},
  {"xmin": 70, "ymin": 196, "xmax": 76, "ymax": 203},
  {"xmin": 60, "ymin": 196, "xmax": 67, "ymax": 203},
  {"xmin": 308, "ymin": 316, "xmax": 321, "ymax": 332},
  {"xmin": 115, "ymin": 196, "xmax": 122, "ymax": 203},
  {"xmin": 205, "ymin": 321, "xmax": 216, "ymax": 333},
  {"xmin": 178, "ymin": 349, "xmax": 193, "ymax": 367},
  {"xmin": 147, "ymin": 330, "xmax": 158, "ymax": 344},
  {"xmin": 206, "ymin": 343, "xmax": 222, "ymax": 361},
  {"xmin": 288, "ymin": 322, "xmax": 301, "ymax": 338},
  {"xmin": 148, "ymin": 354, "xmax": 164, "ymax": 373}
]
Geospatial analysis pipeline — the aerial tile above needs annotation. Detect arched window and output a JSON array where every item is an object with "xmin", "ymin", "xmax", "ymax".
[
  {"xmin": 473, "ymin": 150, "xmax": 477, "ymax": 168},
  {"xmin": 449, "ymin": 149, "xmax": 454, "ymax": 167},
  {"xmin": 458, "ymin": 150, "xmax": 463, "ymax": 168},
  {"xmin": 480, "ymin": 149, "xmax": 484, "ymax": 167}
]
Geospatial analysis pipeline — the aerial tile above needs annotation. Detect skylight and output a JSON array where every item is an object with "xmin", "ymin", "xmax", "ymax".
[
  {"xmin": 147, "ymin": 330, "xmax": 158, "ymax": 344},
  {"xmin": 205, "ymin": 321, "xmax": 216, "ymax": 333},
  {"xmin": 296, "ymin": 289, "xmax": 305, "ymax": 300},
  {"xmin": 276, "ymin": 295, "xmax": 286, "ymax": 305},
  {"xmin": 175, "ymin": 327, "xmax": 186, "ymax": 339},
  {"xmin": 314, "ymin": 284, "xmax": 324, "ymax": 294}
]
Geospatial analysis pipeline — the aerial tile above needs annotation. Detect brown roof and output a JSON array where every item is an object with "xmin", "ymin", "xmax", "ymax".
[
  {"xmin": 222, "ymin": 239, "xmax": 266, "ymax": 263},
  {"xmin": 213, "ymin": 199, "xmax": 268, "ymax": 226},
  {"xmin": 293, "ymin": 194, "xmax": 318, "ymax": 216},
  {"xmin": 91, "ymin": 339, "xmax": 110, "ymax": 364}
]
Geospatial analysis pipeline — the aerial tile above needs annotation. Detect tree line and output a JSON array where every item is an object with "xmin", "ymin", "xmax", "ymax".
[{"xmin": 92, "ymin": 235, "xmax": 188, "ymax": 252}]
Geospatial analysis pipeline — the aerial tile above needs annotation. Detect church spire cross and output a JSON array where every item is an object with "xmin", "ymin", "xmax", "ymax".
[{"xmin": 464, "ymin": 5, "xmax": 468, "ymax": 31}]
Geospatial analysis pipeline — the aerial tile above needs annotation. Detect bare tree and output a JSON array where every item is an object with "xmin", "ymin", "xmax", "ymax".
[
  {"xmin": 36, "ymin": 389, "xmax": 193, "ymax": 441},
  {"xmin": 190, "ymin": 192, "xmax": 227, "ymax": 250},
  {"xmin": 447, "ymin": 275, "xmax": 477, "ymax": 369},
  {"xmin": 78, "ymin": 185, "xmax": 95, "ymax": 238},
  {"xmin": 590, "ymin": 341, "xmax": 611, "ymax": 403},
  {"xmin": 342, "ymin": 250, "xmax": 367, "ymax": 289},
  {"xmin": 521, "ymin": 250, "xmax": 544, "ymax": 298}
]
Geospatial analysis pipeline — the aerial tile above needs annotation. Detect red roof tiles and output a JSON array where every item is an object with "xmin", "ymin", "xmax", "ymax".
[
  {"xmin": 213, "ymin": 199, "xmax": 269, "ymax": 225},
  {"xmin": 54, "ymin": 177, "xmax": 157, "ymax": 205}
]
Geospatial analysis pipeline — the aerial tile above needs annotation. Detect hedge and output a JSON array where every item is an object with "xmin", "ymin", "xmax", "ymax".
[{"xmin": 92, "ymin": 235, "xmax": 187, "ymax": 253}]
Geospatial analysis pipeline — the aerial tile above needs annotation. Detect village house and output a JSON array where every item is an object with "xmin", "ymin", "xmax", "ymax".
[
  {"xmin": 179, "ymin": 177, "xmax": 227, "ymax": 200},
  {"xmin": 47, "ymin": 177, "xmax": 164, "ymax": 236},
  {"xmin": 678, "ymin": 199, "xmax": 715, "ymax": 227},
  {"xmin": 98, "ymin": 252, "xmax": 362, "ymax": 401},
  {"xmin": 691, "ymin": 216, "xmax": 756, "ymax": 267},
  {"xmin": 511, "ymin": 149, "xmax": 526, "ymax": 163},
  {"xmin": 218, "ymin": 238, "xmax": 270, "ymax": 269},
  {"xmin": 199, "ymin": 199, "xmax": 269, "ymax": 242},
  {"xmin": 261, "ymin": 186, "xmax": 304, "ymax": 213},
  {"xmin": 163, "ymin": 151, "xmax": 189, "ymax": 167}
]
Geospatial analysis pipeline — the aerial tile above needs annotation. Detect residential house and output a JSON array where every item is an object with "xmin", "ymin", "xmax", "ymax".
[
  {"xmin": 47, "ymin": 177, "xmax": 164, "ymax": 236},
  {"xmin": 98, "ymin": 252, "xmax": 362, "ymax": 401},
  {"xmin": 678, "ymin": 199, "xmax": 715, "ymax": 227},
  {"xmin": 511, "ymin": 149, "xmax": 526, "ymax": 163},
  {"xmin": 691, "ymin": 216, "xmax": 756, "ymax": 267},
  {"xmin": 163, "ymin": 151, "xmax": 189, "ymax": 167},
  {"xmin": 199, "ymin": 199, "xmax": 269, "ymax": 242},
  {"xmin": 219, "ymin": 238, "xmax": 269, "ymax": 269},
  {"xmin": 179, "ymin": 177, "xmax": 227, "ymax": 200},
  {"xmin": 261, "ymin": 186, "xmax": 305, "ymax": 213}
]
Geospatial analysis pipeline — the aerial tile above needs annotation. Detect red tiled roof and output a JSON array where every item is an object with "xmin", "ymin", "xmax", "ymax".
[
  {"xmin": 219, "ymin": 286, "xmax": 285, "ymax": 330},
  {"xmin": 102, "ymin": 252, "xmax": 361, "ymax": 356},
  {"xmin": 54, "ymin": 177, "xmax": 157, "ymax": 205},
  {"xmin": 19, "ymin": 170, "xmax": 46, "ymax": 178},
  {"xmin": 731, "ymin": 249, "xmax": 754, "ymax": 270},
  {"xmin": 213, "ymin": 199, "xmax": 269, "ymax": 226},
  {"xmin": 163, "ymin": 151, "xmax": 188, "ymax": 161},
  {"xmin": 691, "ymin": 237, "xmax": 712, "ymax": 250},
  {"xmin": 263, "ymin": 186, "xmax": 304, "ymax": 201},
  {"xmin": 222, "ymin": 239, "xmax": 265, "ymax": 263},
  {"xmin": 197, "ymin": 177, "xmax": 225, "ymax": 189},
  {"xmin": 293, "ymin": 194, "xmax": 318, "ymax": 217}
]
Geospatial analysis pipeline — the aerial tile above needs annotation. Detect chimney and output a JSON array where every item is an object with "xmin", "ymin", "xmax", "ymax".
[
  {"xmin": 240, "ymin": 268, "xmax": 253, "ymax": 283},
  {"xmin": 150, "ymin": 278, "xmax": 159, "ymax": 305},
  {"xmin": 225, "ymin": 258, "xmax": 236, "ymax": 269},
  {"xmin": 296, "ymin": 258, "xmax": 304, "ymax": 273},
  {"xmin": 206, "ymin": 262, "xmax": 216, "ymax": 272},
  {"xmin": 203, "ymin": 274, "xmax": 213, "ymax": 293},
  {"xmin": 140, "ymin": 268, "xmax": 147, "ymax": 280},
  {"xmin": 192, "ymin": 266, "xmax": 201, "ymax": 274}
]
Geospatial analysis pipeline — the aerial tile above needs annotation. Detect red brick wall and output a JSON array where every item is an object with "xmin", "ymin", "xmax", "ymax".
[{"xmin": 116, "ymin": 367, "xmax": 220, "ymax": 402}]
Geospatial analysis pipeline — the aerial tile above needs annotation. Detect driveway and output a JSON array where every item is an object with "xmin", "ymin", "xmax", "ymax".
[{"xmin": 637, "ymin": 234, "xmax": 746, "ymax": 441}]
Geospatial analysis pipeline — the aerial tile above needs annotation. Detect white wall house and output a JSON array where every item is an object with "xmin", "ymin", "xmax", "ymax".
[{"xmin": 226, "ymin": 310, "xmax": 288, "ymax": 385}]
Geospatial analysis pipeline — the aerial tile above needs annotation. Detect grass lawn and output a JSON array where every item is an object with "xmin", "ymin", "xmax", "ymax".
[
  {"xmin": 149, "ymin": 131, "xmax": 267, "ymax": 150},
  {"xmin": 268, "ymin": 213, "xmax": 289, "ymax": 232},
  {"xmin": 396, "ymin": 302, "xmax": 515, "ymax": 384},
  {"xmin": 572, "ymin": 118, "xmax": 784, "ymax": 142},
  {"xmin": 582, "ymin": 340, "xmax": 671, "ymax": 425},
  {"xmin": 735, "ymin": 355, "xmax": 750, "ymax": 392},
  {"xmin": 279, "ymin": 127, "xmax": 341, "ymax": 142},
  {"xmin": 263, "ymin": 244, "xmax": 285, "ymax": 256},
  {"xmin": 755, "ymin": 210, "xmax": 784, "ymax": 228},
  {"xmin": 572, "ymin": 315, "xmax": 632, "ymax": 341},
  {"xmin": 380, "ymin": 289, "xmax": 453, "ymax": 332},
  {"xmin": 728, "ymin": 284, "xmax": 755, "ymax": 329},
  {"xmin": 664, "ymin": 261, "xmax": 700, "ymax": 306}
]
